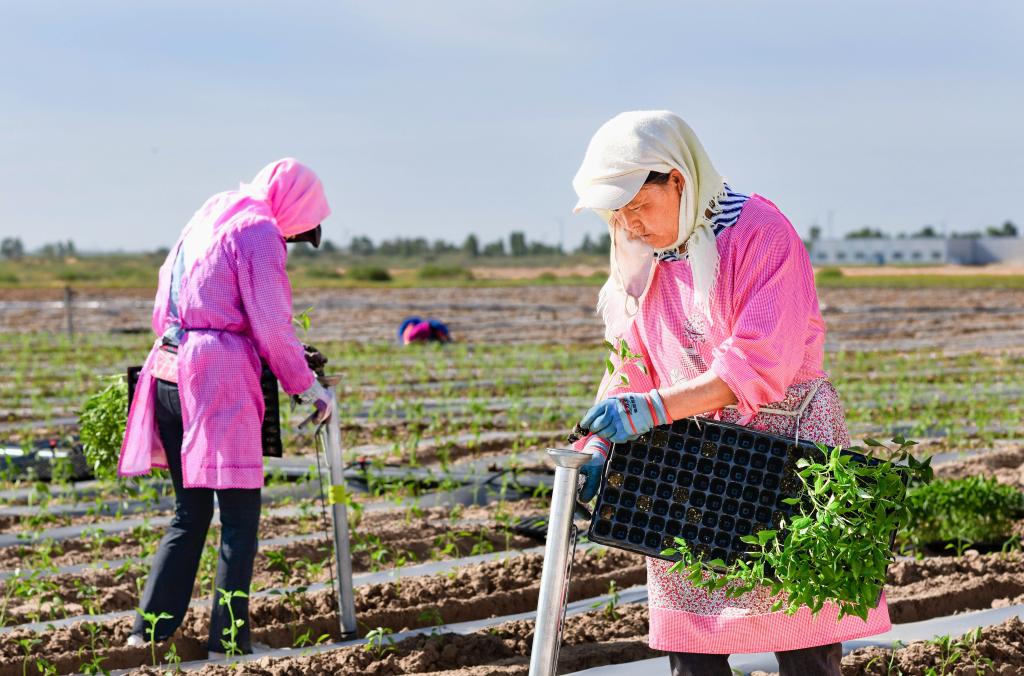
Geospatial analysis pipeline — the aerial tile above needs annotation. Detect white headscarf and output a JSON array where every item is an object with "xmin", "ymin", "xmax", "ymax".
[{"xmin": 572, "ymin": 111, "xmax": 728, "ymax": 340}]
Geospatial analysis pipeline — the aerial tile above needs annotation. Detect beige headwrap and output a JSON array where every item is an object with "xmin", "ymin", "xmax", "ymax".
[{"xmin": 572, "ymin": 111, "xmax": 728, "ymax": 340}]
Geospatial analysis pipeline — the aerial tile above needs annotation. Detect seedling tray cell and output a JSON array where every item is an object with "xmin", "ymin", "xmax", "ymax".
[{"xmin": 587, "ymin": 417, "xmax": 870, "ymax": 565}]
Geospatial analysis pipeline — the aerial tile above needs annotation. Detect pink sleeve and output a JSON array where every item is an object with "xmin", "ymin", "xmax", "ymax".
[
  {"xmin": 232, "ymin": 222, "xmax": 315, "ymax": 395},
  {"xmin": 710, "ymin": 212, "xmax": 816, "ymax": 418}
]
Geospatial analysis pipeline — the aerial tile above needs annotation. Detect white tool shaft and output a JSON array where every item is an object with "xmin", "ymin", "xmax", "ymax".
[
  {"xmin": 529, "ymin": 448, "xmax": 592, "ymax": 676},
  {"xmin": 324, "ymin": 388, "xmax": 358, "ymax": 636}
]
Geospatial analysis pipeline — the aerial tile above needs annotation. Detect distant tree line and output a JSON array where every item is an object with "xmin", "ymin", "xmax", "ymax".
[
  {"xmin": 0, "ymin": 230, "xmax": 614, "ymax": 260},
  {"xmin": 293, "ymin": 230, "xmax": 611, "ymax": 258},
  {"xmin": 0, "ymin": 238, "xmax": 77, "ymax": 260},
  {"xmin": 827, "ymin": 221, "xmax": 1019, "ymax": 240}
]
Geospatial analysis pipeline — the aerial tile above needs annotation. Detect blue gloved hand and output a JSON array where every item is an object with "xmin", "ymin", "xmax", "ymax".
[
  {"xmin": 579, "ymin": 389, "xmax": 671, "ymax": 443},
  {"xmin": 578, "ymin": 437, "xmax": 611, "ymax": 502}
]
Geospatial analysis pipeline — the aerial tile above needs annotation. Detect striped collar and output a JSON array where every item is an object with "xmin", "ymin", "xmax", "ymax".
[{"xmin": 657, "ymin": 184, "xmax": 749, "ymax": 262}]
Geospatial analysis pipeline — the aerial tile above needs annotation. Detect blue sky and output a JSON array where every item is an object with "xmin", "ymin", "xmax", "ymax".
[{"xmin": 2, "ymin": 1, "xmax": 1021, "ymax": 251}]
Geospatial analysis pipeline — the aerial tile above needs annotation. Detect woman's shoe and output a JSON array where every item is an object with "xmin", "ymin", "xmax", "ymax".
[{"xmin": 126, "ymin": 634, "xmax": 145, "ymax": 648}]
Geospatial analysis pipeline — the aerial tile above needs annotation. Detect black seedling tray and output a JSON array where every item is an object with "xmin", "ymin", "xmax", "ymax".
[{"xmin": 586, "ymin": 417, "xmax": 871, "ymax": 566}]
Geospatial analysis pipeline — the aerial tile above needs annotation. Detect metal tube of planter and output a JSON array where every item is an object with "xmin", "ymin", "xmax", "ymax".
[
  {"xmin": 323, "ymin": 388, "xmax": 357, "ymax": 637},
  {"xmin": 529, "ymin": 448, "xmax": 591, "ymax": 676}
]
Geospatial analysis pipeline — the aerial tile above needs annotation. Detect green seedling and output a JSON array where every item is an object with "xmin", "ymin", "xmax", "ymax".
[
  {"xmin": 76, "ymin": 621, "xmax": 109, "ymax": 675},
  {"xmin": 264, "ymin": 550, "xmax": 293, "ymax": 580},
  {"xmin": 163, "ymin": 643, "xmax": 182, "ymax": 673},
  {"xmin": 294, "ymin": 629, "xmax": 330, "ymax": 649},
  {"xmin": 417, "ymin": 607, "xmax": 444, "ymax": 631},
  {"xmin": 363, "ymin": 626, "xmax": 396, "ymax": 658},
  {"xmin": 17, "ymin": 637, "xmax": 40, "ymax": 676},
  {"xmin": 138, "ymin": 608, "xmax": 173, "ymax": 666},
  {"xmin": 590, "ymin": 580, "xmax": 621, "ymax": 620},
  {"xmin": 569, "ymin": 338, "xmax": 648, "ymax": 442},
  {"xmin": 217, "ymin": 588, "xmax": 249, "ymax": 658}
]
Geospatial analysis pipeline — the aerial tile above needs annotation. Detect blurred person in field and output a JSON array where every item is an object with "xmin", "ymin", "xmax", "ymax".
[
  {"xmin": 571, "ymin": 112, "xmax": 887, "ymax": 676},
  {"xmin": 118, "ymin": 159, "xmax": 332, "ymax": 656}
]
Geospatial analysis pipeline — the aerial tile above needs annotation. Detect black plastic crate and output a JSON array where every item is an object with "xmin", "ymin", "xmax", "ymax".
[{"xmin": 586, "ymin": 417, "xmax": 872, "ymax": 566}]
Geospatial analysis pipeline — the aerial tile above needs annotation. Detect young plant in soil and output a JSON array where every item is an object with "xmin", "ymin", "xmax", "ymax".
[
  {"xmin": 76, "ymin": 622, "xmax": 108, "ymax": 676},
  {"xmin": 163, "ymin": 643, "xmax": 182, "ymax": 673},
  {"xmin": 591, "ymin": 580, "xmax": 621, "ymax": 620},
  {"xmin": 662, "ymin": 436, "xmax": 932, "ymax": 621},
  {"xmin": 363, "ymin": 627, "xmax": 396, "ymax": 658},
  {"xmin": 139, "ymin": 608, "xmax": 173, "ymax": 666},
  {"xmin": 294, "ymin": 629, "xmax": 330, "ymax": 649},
  {"xmin": 17, "ymin": 637, "xmax": 40, "ymax": 676},
  {"xmin": 217, "ymin": 588, "xmax": 249, "ymax": 658},
  {"xmin": 417, "ymin": 607, "xmax": 444, "ymax": 634}
]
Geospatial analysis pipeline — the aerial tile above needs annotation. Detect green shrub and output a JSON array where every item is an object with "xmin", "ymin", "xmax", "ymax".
[
  {"xmin": 347, "ymin": 266, "xmax": 392, "ymax": 282},
  {"xmin": 0, "ymin": 272, "xmax": 18, "ymax": 284},
  {"xmin": 536, "ymin": 271, "xmax": 557, "ymax": 281},
  {"xmin": 815, "ymin": 266, "xmax": 844, "ymax": 280},
  {"xmin": 306, "ymin": 266, "xmax": 343, "ymax": 279},
  {"xmin": 79, "ymin": 376, "xmax": 128, "ymax": 480},
  {"xmin": 901, "ymin": 476, "xmax": 1024, "ymax": 551},
  {"xmin": 417, "ymin": 264, "xmax": 473, "ymax": 280},
  {"xmin": 57, "ymin": 267, "xmax": 103, "ymax": 282}
]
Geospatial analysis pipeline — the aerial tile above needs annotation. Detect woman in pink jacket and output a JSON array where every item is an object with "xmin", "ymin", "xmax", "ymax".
[
  {"xmin": 572, "ymin": 112, "xmax": 889, "ymax": 676},
  {"xmin": 118, "ymin": 158, "xmax": 333, "ymax": 655}
]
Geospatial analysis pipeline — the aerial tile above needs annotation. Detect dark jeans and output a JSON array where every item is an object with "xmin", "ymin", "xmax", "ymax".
[
  {"xmin": 132, "ymin": 378, "xmax": 262, "ymax": 653},
  {"xmin": 669, "ymin": 643, "xmax": 842, "ymax": 676}
]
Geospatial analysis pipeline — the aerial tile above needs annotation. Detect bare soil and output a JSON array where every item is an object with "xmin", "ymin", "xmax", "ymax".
[
  {"xmin": 0, "ymin": 549, "xmax": 646, "ymax": 675},
  {"xmin": 886, "ymin": 552, "xmax": 1024, "ymax": 624},
  {"xmin": 0, "ymin": 500, "xmax": 549, "ymax": 625},
  {"xmin": 839, "ymin": 615, "xmax": 1024, "ymax": 675},
  {"xmin": 134, "ymin": 602, "xmax": 657, "ymax": 676},
  {"xmin": 935, "ymin": 445, "xmax": 1024, "ymax": 490},
  {"xmin": 4, "ymin": 286, "xmax": 1022, "ymax": 351},
  {"xmin": 0, "ymin": 499, "xmax": 546, "ymax": 573}
]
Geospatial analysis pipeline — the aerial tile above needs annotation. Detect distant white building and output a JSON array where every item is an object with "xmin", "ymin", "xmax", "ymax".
[{"xmin": 809, "ymin": 237, "xmax": 1024, "ymax": 266}]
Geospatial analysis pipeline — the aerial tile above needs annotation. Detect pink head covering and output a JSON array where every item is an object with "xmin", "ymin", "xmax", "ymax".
[
  {"xmin": 243, "ymin": 158, "xmax": 331, "ymax": 238},
  {"xmin": 173, "ymin": 158, "xmax": 330, "ymax": 273}
]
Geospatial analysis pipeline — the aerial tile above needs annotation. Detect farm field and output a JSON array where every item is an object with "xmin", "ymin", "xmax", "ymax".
[{"xmin": 0, "ymin": 282, "xmax": 1022, "ymax": 674}]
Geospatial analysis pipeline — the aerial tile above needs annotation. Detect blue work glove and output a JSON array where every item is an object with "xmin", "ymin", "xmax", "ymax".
[
  {"xmin": 579, "ymin": 389, "xmax": 671, "ymax": 443},
  {"xmin": 578, "ymin": 437, "xmax": 611, "ymax": 502}
]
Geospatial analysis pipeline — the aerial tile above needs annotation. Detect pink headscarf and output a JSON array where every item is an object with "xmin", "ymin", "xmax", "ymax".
[
  {"xmin": 243, "ymin": 158, "xmax": 331, "ymax": 238},
  {"xmin": 177, "ymin": 158, "xmax": 330, "ymax": 268}
]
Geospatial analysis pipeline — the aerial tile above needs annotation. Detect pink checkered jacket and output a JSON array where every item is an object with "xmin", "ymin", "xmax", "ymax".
[{"xmin": 118, "ymin": 220, "xmax": 313, "ymax": 489}]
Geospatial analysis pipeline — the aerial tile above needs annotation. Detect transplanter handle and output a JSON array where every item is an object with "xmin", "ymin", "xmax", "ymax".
[
  {"xmin": 529, "ymin": 448, "xmax": 591, "ymax": 676},
  {"xmin": 318, "ymin": 388, "xmax": 358, "ymax": 638}
]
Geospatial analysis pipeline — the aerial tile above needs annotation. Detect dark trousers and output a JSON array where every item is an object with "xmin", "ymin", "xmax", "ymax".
[
  {"xmin": 669, "ymin": 643, "xmax": 842, "ymax": 676},
  {"xmin": 132, "ymin": 378, "xmax": 262, "ymax": 653}
]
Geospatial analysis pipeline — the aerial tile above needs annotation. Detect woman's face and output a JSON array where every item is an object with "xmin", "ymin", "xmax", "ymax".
[{"xmin": 611, "ymin": 169, "xmax": 685, "ymax": 249}]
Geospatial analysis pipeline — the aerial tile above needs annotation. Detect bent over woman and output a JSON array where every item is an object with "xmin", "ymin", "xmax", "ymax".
[
  {"xmin": 118, "ymin": 158, "xmax": 333, "ymax": 655},
  {"xmin": 571, "ymin": 112, "xmax": 889, "ymax": 676}
]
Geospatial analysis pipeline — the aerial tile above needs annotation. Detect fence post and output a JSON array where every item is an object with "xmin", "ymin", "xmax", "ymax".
[{"xmin": 64, "ymin": 285, "xmax": 75, "ymax": 338}]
